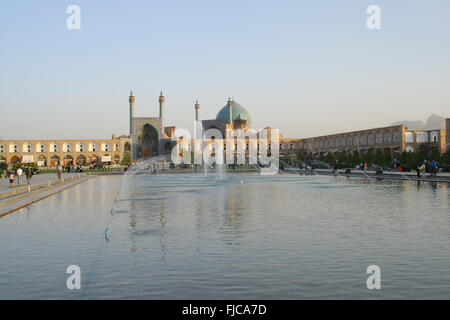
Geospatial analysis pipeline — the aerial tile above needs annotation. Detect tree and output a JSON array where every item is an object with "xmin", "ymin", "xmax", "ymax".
[
  {"xmin": 374, "ymin": 149, "xmax": 386, "ymax": 166},
  {"xmin": 24, "ymin": 162, "xmax": 37, "ymax": 169},
  {"xmin": 362, "ymin": 150, "xmax": 374, "ymax": 164},
  {"xmin": 399, "ymin": 151, "xmax": 421, "ymax": 171},
  {"xmin": 430, "ymin": 147, "xmax": 441, "ymax": 162},
  {"xmin": 12, "ymin": 162, "xmax": 22, "ymax": 170},
  {"xmin": 442, "ymin": 149, "xmax": 450, "ymax": 164},
  {"xmin": 348, "ymin": 151, "xmax": 361, "ymax": 167},
  {"xmin": 338, "ymin": 152, "xmax": 348, "ymax": 165},
  {"xmin": 325, "ymin": 152, "xmax": 337, "ymax": 164},
  {"xmin": 120, "ymin": 151, "xmax": 131, "ymax": 166},
  {"xmin": 441, "ymin": 149, "xmax": 450, "ymax": 171}
]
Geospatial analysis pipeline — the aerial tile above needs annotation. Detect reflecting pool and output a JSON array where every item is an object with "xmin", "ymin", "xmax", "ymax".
[{"xmin": 0, "ymin": 173, "xmax": 449, "ymax": 299}]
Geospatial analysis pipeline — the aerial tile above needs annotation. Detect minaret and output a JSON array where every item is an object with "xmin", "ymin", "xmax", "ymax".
[
  {"xmin": 159, "ymin": 91, "xmax": 165, "ymax": 134},
  {"xmin": 446, "ymin": 118, "xmax": 450, "ymax": 148},
  {"xmin": 129, "ymin": 91, "xmax": 135, "ymax": 136},
  {"xmin": 227, "ymin": 97, "xmax": 233, "ymax": 125},
  {"xmin": 195, "ymin": 100, "xmax": 200, "ymax": 121}
]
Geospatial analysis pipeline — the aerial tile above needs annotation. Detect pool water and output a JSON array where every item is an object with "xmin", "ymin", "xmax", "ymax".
[{"xmin": 0, "ymin": 173, "xmax": 449, "ymax": 299}]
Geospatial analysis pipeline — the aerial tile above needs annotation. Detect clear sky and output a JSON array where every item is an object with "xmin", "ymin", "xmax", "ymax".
[{"xmin": 1, "ymin": 0, "xmax": 449, "ymax": 139}]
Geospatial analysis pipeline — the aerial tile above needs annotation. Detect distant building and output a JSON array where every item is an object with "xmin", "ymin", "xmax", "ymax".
[
  {"xmin": 129, "ymin": 91, "xmax": 177, "ymax": 160},
  {"xmin": 0, "ymin": 134, "xmax": 132, "ymax": 167},
  {"xmin": 447, "ymin": 118, "xmax": 450, "ymax": 148},
  {"xmin": 301, "ymin": 125, "xmax": 447, "ymax": 159},
  {"xmin": 194, "ymin": 96, "xmax": 449, "ymax": 161},
  {"xmin": 1, "ymin": 91, "xmax": 448, "ymax": 168}
]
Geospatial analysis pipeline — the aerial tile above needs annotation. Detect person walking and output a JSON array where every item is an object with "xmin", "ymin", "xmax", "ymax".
[
  {"xmin": 431, "ymin": 159, "xmax": 438, "ymax": 177},
  {"xmin": 9, "ymin": 171, "xmax": 15, "ymax": 188},
  {"xmin": 416, "ymin": 163, "xmax": 421, "ymax": 178},
  {"xmin": 56, "ymin": 164, "xmax": 62, "ymax": 180},
  {"xmin": 420, "ymin": 163, "xmax": 426, "ymax": 179},
  {"xmin": 16, "ymin": 167, "xmax": 23, "ymax": 185},
  {"xmin": 26, "ymin": 167, "xmax": 33, "ymax": 185}
]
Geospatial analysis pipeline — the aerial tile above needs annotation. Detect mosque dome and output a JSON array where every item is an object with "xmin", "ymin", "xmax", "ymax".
[{"xmin": 216, "ymin": 100, "xmax": 252, "ymax": 126}]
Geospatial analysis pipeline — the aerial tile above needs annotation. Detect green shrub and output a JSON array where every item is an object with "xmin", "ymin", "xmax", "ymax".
[{"xmin": 120, "ymin": 151, "xmax": 131, "ymax": 166}]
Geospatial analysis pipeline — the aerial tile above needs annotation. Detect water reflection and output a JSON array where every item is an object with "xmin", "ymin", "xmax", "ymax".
[{"xmin": 1, "ymin": 174, "xmax": 450, "ymax": 299}]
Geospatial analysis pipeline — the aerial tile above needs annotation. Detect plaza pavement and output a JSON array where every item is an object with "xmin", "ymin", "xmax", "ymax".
[
  {"xmin": 0, "ymin": 172, "xmax": 81, "ymax": 193},
  {"xmin": 0, "ymin": 173, "xmax": 94, "ymax": 217}
]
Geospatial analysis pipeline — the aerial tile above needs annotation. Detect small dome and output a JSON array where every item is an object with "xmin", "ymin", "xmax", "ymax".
[{"xmin": 216, "ymin": 100, "xmax": 251, "ymax": 126}]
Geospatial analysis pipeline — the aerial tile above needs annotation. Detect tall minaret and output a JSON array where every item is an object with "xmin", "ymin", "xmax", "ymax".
[
  {"xmin": 159, "ymin": 91, "xmax": 165, "ymax": 134},
  {"xmin": 129, "ymin": 91, "xmax": 135, "ymax": 136},
  {"xmin": 227, "ymin": 97, "xmax": 233, "ymax": 125},
  {"xmin": 195, "ymin": 100, "xmax": 200, "ymax": 121}
]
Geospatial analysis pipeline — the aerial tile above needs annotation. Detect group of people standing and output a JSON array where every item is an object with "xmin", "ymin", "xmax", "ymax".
[
  {"xmin": 416, "ymin": 160, "xmax": 439, "ymax": 178},
  {"xmin": 356, "ymin": 162, "xmax": 369, "ymax": 172},
  {"xmin": 6, "ymin": 163, "xmax": 73, "ymax": 188},
  {"xmin": 7, "ymin": 166, "xmax": 35, "ymax": 188}
]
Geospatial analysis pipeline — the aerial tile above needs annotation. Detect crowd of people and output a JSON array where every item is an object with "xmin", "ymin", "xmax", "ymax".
[
  {"xmin": 312, "ymin": 158, "xmax": 441, "ymax": 178},
  {"xmin": 1, "ymin": 166, "xmax": 38, "ymax": 188},
  {"xmin": 1, "ymin": 161, "xmax": 130, "ymax": 189},
  {"xmin": 390, "ymin": 159, "xmax": 439, "ymax": 178},
  {"xmin": 1, "ymin": 163, "xmax": 83, "ymax": 188}
]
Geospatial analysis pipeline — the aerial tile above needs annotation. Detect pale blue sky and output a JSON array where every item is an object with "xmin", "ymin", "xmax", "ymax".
[{"xmin": 1, "ymin": 0, "xmax": 449, "ymax": 139}]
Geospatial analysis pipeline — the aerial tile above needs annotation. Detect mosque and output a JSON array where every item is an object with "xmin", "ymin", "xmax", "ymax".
[
  {"xmin": 128, "ymin": 91, "xmax": 282, "ymax": 163},
  {"xmin": 129, "ymin": 91, "xmax": 449, "ymax": 164},
  {"xmin": 129, "ymin": 91, "xmax": 257, "ymax": 160},
  {"xmin": 0, "ymin": 92, "xmax": 448, "ymax": 168}
]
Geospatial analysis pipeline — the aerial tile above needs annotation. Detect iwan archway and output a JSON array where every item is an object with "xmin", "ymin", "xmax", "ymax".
[{"xmin": 136, "ymin": 123, "xmax": 159, "ymax": 159}]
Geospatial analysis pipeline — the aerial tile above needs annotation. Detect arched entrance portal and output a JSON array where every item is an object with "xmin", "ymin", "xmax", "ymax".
[
  {"xmin": 76, "ymin": 155, "xmax": 86, "ymax": 166},
  {"xmin": 10, "ymin": 155, "xmax": 21, "ymax": 164},
  {"xmin": 88, "ymin": 154, "xmax": 99, "ymax": 164},
  {"xmin": 63, "ymin": 155, "xmax": 73, "ymax": 166},
  {"xmin": 136, "ymin": 124, "xmax": 159, "ymax": 159},
  {"xmin": 37, "ymin": 155, "xmax": 47, "ymax": 167},
  {"xmin": 50, "ymin": 155, "xmax": 60, "ymax": 167}
]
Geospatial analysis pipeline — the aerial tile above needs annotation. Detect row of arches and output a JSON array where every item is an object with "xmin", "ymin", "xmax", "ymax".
[
  {"xmin": 0, "ymin": 142, "xmax": 124, "ymax": 154},
  {"xmin": 2, "ymin": 154, "xmax": 121, "ymax": 166},
  {"xmin": 404, "ymin": 131, "xmax": 440, "ymax": 144},
  {"xmin": 307, "ymin": 146, "xmax": 398, "ymax": 158},
  {"xmin": 307, "ymin": 129, "xmax": 403, "ymax": 151},
  {"xmin": 279, "ymin": 141, "xmax": 299, "ymax": 150},
  {"xmin": 192, "ymin": 140, "xmax": 294, "ymax": 154}
]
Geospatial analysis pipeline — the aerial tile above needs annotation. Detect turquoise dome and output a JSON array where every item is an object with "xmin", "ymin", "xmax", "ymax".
[{"xmin": 216, "ymin": 101, "xmax": 251, "ymax": 126}]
